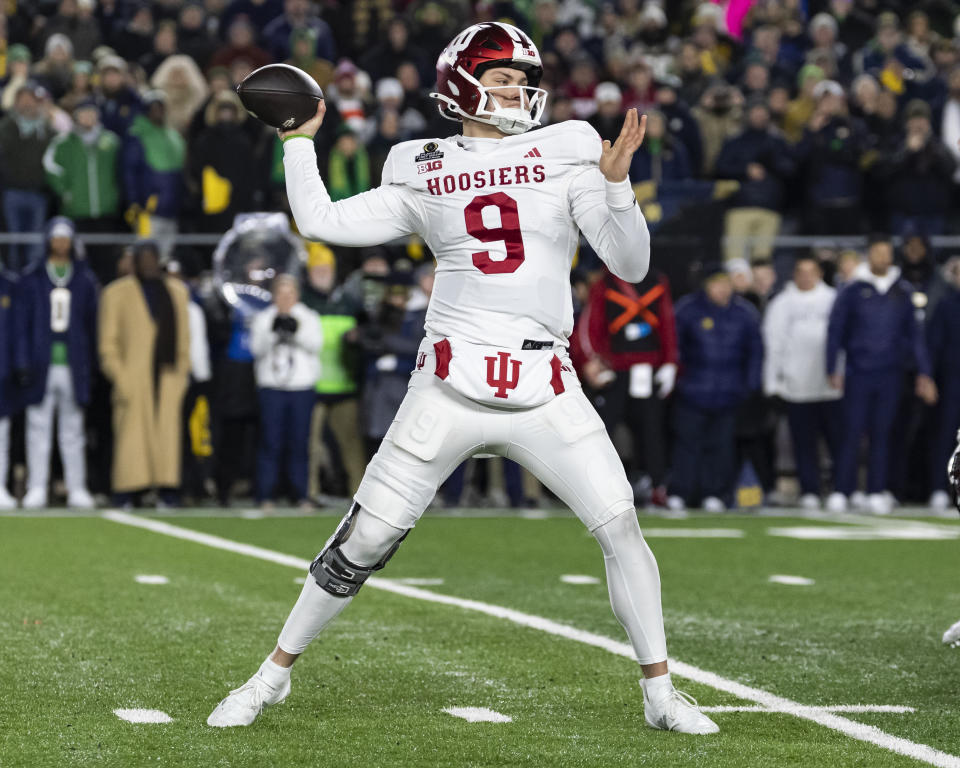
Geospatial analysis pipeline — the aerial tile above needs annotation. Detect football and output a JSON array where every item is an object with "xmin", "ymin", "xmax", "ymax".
[{"xmin": 236, "ymin": 63, "xmax": 324, "ymax": 130}]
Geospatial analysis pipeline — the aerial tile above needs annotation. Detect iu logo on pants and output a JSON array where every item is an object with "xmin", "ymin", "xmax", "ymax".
[{"xmin": 485, "ymin": 351, "xmax": 522, "ymax": 399}]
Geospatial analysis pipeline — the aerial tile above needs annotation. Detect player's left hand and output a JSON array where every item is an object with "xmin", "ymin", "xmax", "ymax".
[{"xmin": 600, "ymin": 108, "xmax": 646, "ymax": 183}]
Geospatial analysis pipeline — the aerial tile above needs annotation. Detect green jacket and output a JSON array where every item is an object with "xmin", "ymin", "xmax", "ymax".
[{"xmin": 43, "ymin": 128, "xmax": 121, "ymax": 219}]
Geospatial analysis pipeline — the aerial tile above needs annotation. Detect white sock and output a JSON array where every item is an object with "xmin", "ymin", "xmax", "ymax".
[
  {"xmin": 257, "ymin": 657, "xmax": 291, "ymax": 689},
  {"xmin": 642, "ymin": 672, "xmax": 673, "ymax": 702},
  {"xmin": 592, "ymin": 510, "xmax": 669, "ymax": 665},
  {"xmin": 276, "ymin": 578, "xmax": 354, "ymax": 655}
]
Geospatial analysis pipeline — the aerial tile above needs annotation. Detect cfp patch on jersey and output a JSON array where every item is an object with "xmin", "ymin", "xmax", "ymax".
[{"xmin": 415, "ymin": 141, "xmax": 444, "ymax": 163}]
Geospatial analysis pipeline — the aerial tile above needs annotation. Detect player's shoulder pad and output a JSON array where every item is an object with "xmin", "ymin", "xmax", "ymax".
[
  {"xmin": 531, "ymin": 120, "xmax": 602, "ymax": 166},
  {"xmin": 382, "ymin": 137, "xmax": 459, "ymax": 185}
]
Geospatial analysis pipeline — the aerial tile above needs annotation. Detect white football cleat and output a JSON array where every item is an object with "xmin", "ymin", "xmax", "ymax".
[
  {"xmin": 0, "ymin": 485, "xmax": 16, "ymax": 510},
  {"xmin": 868, "ymin": 493, "xmax": 892, "ymax": 516},
  {"xmin": 67, "ymin": 488, "xmax": 95, "ymax": 509},
  {"xmin": 930, "ymin": 490, "xmax": 950, "ymax": 512},
  {"xmin": 22, "ymin": 487, "xmax": 47, "ymax": 509},
  {"xmin": 666, "ymin": 495, "xmax": 686, "ymax": 512},
  {"xmin": 799, "ymin": 494, "xmax": 821, "ymax": 511},
  {"xmin": 825, "ymin": 492, "xmax": 847, "ymax": 513},
  {"xmin": 943, "ymin": 619, "xmax": 960, "ymax": 648},
  {"xmin": 702, "ymin": 496, "xmax": 726, "ymax": 513},
  {"xmin": 642, "ymin": 683, "xmax": 719, "ymax": 735},
  {"xmin": 207, "ymin": 673, "xmax": 291, "ymax": 727}
]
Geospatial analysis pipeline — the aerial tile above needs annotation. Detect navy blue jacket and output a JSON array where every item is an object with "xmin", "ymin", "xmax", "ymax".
[
  {"xmin": 675, "ymin": 292, "xmax": 763, "ymax": 409},
  {"xmin": 629, "ymin": 138, "xmax": 693, "ymax": 184},
  {"xmin": 928, "ymin": 287, "xmax": 960, "ymax": 390},
  {"xmin": 882, "ymin": 138, "xmax": 957, "ymax": 217},
  {"xmin": 0, "ymin": 272, "xmax": 18, "ymax": 418},
  {"xmin": 797, "ymin": 116, "xmax": 867, "ymax": 206},
  {"xmin": 826, "ymin": 273, "xmax": 930, "ymax": 377},
  {"xmin": 13, "ymin": 260, "xmax": 99, "ymax": 406},
  {"xmin": 714, "ymin": 127, "xmax": 795, "ymax": 211}
]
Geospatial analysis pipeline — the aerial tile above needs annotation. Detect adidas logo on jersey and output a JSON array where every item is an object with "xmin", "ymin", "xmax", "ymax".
[{"xmin": 523, "ymin": 147, "xmax": 542, "ymax": 158}]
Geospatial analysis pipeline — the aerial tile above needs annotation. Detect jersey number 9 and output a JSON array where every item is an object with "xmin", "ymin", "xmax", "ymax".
[{"xmin": 464, "ymin": 192, "xmax": 526, "ymax": 275}]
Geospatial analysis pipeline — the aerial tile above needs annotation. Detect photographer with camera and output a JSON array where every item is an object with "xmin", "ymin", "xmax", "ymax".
[{"xmin": 250, "ymin": 274, "xmax": 323, "ymax": 510}]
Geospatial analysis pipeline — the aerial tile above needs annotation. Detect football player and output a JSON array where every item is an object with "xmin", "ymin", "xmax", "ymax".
[{"xmin": 208, "ymin": 22, "xmax": 718, "ymax": 735}]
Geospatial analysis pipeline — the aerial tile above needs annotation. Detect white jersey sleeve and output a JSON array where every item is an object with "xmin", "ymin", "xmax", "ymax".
[
  {"xmin": 565, "ymin": 123, "xmax": 650, "ymax": 283},
  {"xmin": 282, "ymin": 136, "xmax": 424, "ymax": 245}
]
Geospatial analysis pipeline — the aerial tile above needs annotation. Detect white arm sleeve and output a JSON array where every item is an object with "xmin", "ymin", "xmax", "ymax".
[
  {"xmin": 282, "ymin": 137, "xmax": 422, "ymax": 245},
  {"xmin": 569, "ymin": 170, "xmax": 650, "ymax": 283}
]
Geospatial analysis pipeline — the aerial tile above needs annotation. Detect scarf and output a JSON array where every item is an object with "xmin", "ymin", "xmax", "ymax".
[{"xmin": 139, "ymin": 277, "xmax": 177, "ymax": 394}]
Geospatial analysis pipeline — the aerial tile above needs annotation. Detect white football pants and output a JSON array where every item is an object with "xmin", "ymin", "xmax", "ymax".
[
  {"xmin": 277, "ymin": 348, "xmax": 668, "ymax": 665},
  {"xmin": 26, "ymin": 365, "xmax": 87, "ymax": 494},
  {"xmin": 0, "ymin": 417, "xmax": 9, "ymax": 488}
]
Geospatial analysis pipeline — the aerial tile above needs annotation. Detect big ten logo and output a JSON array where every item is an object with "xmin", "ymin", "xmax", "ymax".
[{"xmin": 418, "ymin": 160, "xmax": 443, "ymax": 175}]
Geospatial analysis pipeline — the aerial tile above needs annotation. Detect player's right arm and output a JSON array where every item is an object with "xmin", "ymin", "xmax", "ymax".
[{"xmin": 280, "ymin": 103, "xmax": 423, "ymax": 245}]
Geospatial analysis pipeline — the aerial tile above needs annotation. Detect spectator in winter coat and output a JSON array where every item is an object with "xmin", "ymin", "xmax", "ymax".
[
  {"xmin": 189, "ymin": 92, "xmax": 259, "ymax": 232},
  {"xmin": 98, "ymin": 240, "xmax": 190, "ymax": 507},
  {"xmin": 763, "ymin": 256, "xmax": 841, "ymax": 509},
  {"xmin": 927, "ymin": 258, "xmax": 960, "ymax": 510},
  {"xmin": 796, "ymin": 80, "xmax": 868, "ymax": 235},
  {"xmin": 150, "ymin": 55, "xmax": 209, "ymax": 136},
  {"xmin": 653, "ymin": 75, "xmax": 703, "ymax": 180},
  {"xmin": 882, "ymin": 100, "xmax": 956, "ymax": 237},
  {"xmin": 587, "ymin": 82, "xmax": 625, "ymax": 143},
  {"xmin": 628, "ymin": 110, "xmax": 692, "ymax": 184},
  {"xmin": 715, "ymin": 99, "xmax": 795, "ymax": 263},
  {"xmin": 327, "ymin": 126, "xmax": 371, "ymax": 202},
  {"xmin": 210, "ymin": 17, "xmax": 272, "ymax": 73},
  {"xmin": 359, "ymin": 18, "xmax": 431, "ymax": 86},
  {"xmin": 42, "ymin": 100, "xmax": 121, "ymax": 283},
  {"xmin": 250, "ymin": 274, "xmax": 323, "ymax": 509},
  {"xmin": 0, "ymin": 84, "xmax": 54, "ymax": 271},
  {"xmin": 826, "ymin": 234, "xmax": 938, "ymax": 514},
  {"xmin": 261, "ymin": 0, "xmax": 336, "ymax": 64},
  {"xmin": 0, "ymin": 270, "xmax": 18, "ymax": 508},
  {"xmin": 691, "ymin": 82, "xmax": 743, "ymax": 176},
  {"xmin": 95, "ymin": 56, "xmax": 143, "ymax": 138},
  {"xmin": 122, "ymin": 91, "xmax": 186, "ymax": 261},
  {"xmin": 13, "ymin": 218, "xmax": 98, "ymax": 509},
  {"xmin": 669, "ymin": 265, "xmax": 763, "ymax": 511},
  {"xmin": 571, "ymin": 266, "xmax": 678, "ymax": 508}
]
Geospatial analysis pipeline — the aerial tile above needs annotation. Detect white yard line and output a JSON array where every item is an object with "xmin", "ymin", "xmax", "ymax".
[
  {"xmin": 701, "ymin": 705, "xmax": 916, "ymax": 714},
  {"xmin": 114, "ymin": 708, "xmax": 172, "ymax": 723},
  {"xmin": 442, "ymin": 706, "xmax": 512, "ymax": 723},
  {"xmin": 101, "ymin": 510, "xmax": 960, "ymax": 768}
]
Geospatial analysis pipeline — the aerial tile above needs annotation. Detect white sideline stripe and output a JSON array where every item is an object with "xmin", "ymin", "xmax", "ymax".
[
  {"xmin": 768, "ymin": 575, "xmax": 815, "ymax": 586},
  {"xmin": 390, "ymin": 577, "xmax": 446, "ymax": 586},
  {"xmin": 560, "ymin": 574, "xmax": 601, "ymax": 585},
  {"xmin": 642, "ymin": 528, "xmax": 745, "ymax": 538},
  {"xmin": 443, "ymin": 706, "xmax": 512, "ymax": 723},
  {"xmin": 101, "ymin": 510, "xmax": 960, "ymax": 768},
  {"xmin": 701, "ymin": 705, "xmax": 916, "ymax": 714},
  {"xmin": 134, "ymin": 574, "xmax": 170, "ymax": 585},
  {"xmin": 114, "ymin": 708, "xmax": 172, "ymax": 723}
]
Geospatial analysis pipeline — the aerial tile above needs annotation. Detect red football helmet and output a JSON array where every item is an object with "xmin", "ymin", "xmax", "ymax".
[{"xmin": 430, "ymin": 22, "xmax": 547, "ymax": 135}]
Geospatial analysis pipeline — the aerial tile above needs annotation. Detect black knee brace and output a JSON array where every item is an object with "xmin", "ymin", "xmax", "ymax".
[{"xmin": 310, "ymin": 503, "xmax": 408, "ymax": 597}]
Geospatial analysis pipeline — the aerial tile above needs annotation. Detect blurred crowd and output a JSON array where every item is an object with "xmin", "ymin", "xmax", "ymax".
[{"xmin": 5, "ymin": 0, "xmax": 960, "ymax": 511}]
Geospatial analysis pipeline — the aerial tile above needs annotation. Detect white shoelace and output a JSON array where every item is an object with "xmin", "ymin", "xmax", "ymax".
[
  {"xmin": 227, "ymin": 679, "xmax": 268, "ymax": 715},
  {"xmin": 666, "ymin": 689, "xmax": 702, "ymax": 717}
]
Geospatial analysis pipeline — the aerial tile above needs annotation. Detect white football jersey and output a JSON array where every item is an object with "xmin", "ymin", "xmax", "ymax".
[{"xmin": 283, "ymin": 120, "xmax": 649, "ymax": 349}]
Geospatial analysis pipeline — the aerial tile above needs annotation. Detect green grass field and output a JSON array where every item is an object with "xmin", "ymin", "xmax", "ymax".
[{"xmin": 2, "ymin": 506, "xmax": 960, "ymax": 768}]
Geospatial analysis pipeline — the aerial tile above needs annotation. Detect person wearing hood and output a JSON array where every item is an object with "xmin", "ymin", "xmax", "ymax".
[
  {"xmin": 32, "ymin": 33, "xmax": 75, "ymax": 101},
  {"xmin": 149, "ymin": 54, "xmax": 209, "ymax": 136},
  {"xmin": 122, "ymin": 90, "xmax": 186, "ymax": 262},
  {"xmin": 825, "ymin": 233, "xmax": 938, "ymax": 514},
  {"xmin": 42, "ymin": 99, "xmax": 121, "ymax": 283},
  {"xmin": 0, "ymin": 266, "xmax": 19, "ymax": 508},
  {"xmin": 188, "ymin": 91, "xmax": 260, "ymax": 232},
  {"xmin": 12, "ymin": 217, "xmax": 98, "ymax": 508},
  {"xmin": 763, "ymin": 255, "xmax": 841, "ymax": 509},
  {"xmin": 98, "ymin": 240, "xmax": 190, "ymax": 507},
  {"xmin": 0, "ymin": 83, "xmax": 54, "ymax": 272}
]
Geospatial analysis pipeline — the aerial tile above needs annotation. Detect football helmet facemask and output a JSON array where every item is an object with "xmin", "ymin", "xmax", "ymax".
[{"xmin": 430, "ymin": 22, "xmax": 547, "ymax": 136}]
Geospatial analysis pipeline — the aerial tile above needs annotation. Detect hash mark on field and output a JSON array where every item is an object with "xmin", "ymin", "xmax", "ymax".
[
  {"xmin": 134, "ymin": 574, "xmax": 169, "ymax": 585},
  {"xmin": 560, "ymin": 574, "xmax": 601, "ymax": 585},
  {"xmin": 768, "ymin": 574, "xmax": 815, "ymax": 586},
  {"xmin": 114, "ymin": 708, "xmax": 172, "ymax": 723},
  {"xmin": 443, "ymin": 706, "xmax": 512, "ymax": 723},
  {"xmin": 701, "ymin": 705, "xmax": 916, "ymax": 714},
  {"xmin": 102, "ymin": 511, "xmax": 960, "ymax": 768}
]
